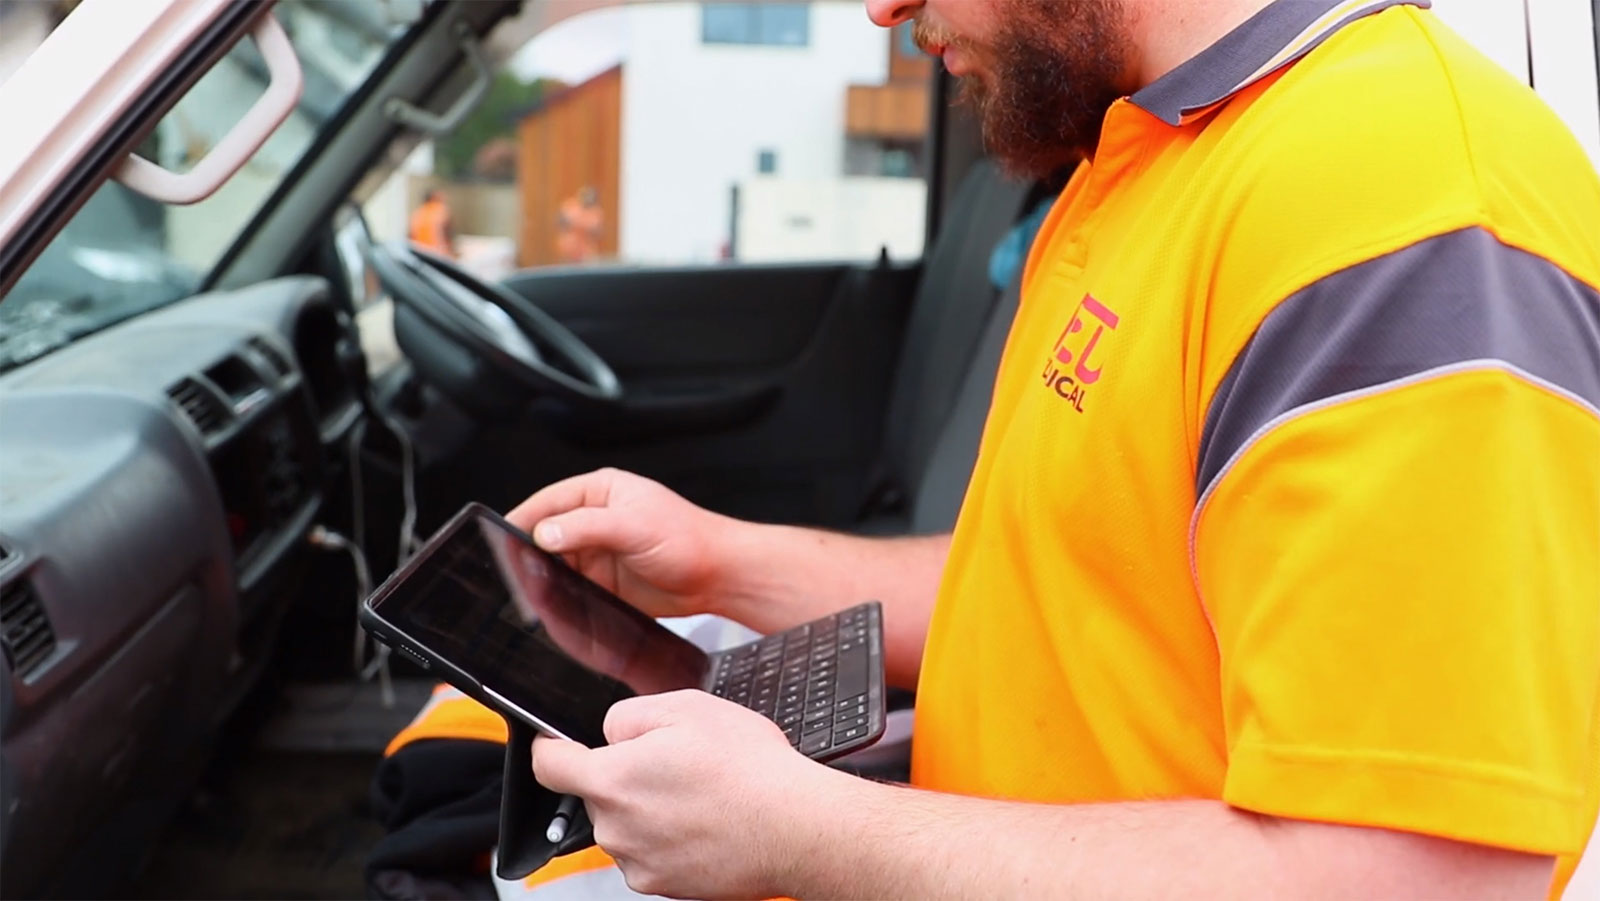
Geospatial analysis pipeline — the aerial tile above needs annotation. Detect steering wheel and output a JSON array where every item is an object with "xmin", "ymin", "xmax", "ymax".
[{"xmin": 369, "ymin": 242, "xmax": 622, "ymax": 414}]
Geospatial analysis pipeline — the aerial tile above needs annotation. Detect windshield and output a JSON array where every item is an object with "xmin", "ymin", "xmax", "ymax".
[{"xmin": 0, "ymin": 1, "xmax": 407, "ymax": 373}]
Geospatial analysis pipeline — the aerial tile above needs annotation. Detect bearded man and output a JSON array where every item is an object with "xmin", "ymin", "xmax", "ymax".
[{"xmin": 516, "ymin": 1, "xmax": 1600, "ymax": 897}]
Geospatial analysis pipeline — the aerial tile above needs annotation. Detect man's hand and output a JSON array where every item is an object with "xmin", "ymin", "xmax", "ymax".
[
  {"xmin": 508, "ymin": 469, "xmax": 737, "ymax": 620},
  {"xmin": 508, "ymin": 467, "xmax": 951, "ymax": 686},
  {"xmin": 530, "ymin": 690, "xmax": 845, "ymax": 899},
  {"xmin": 533, "ymin": 691, "xmax": 1555, "ymax": 900}
]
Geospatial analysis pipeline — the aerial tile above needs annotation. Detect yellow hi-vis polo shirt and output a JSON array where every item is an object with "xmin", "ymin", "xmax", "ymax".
[{"xmin": 913, "ymin": 0, "xmax": 1600, "ymax": 893}]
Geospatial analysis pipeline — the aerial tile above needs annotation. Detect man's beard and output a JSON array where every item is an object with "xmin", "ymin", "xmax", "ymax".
[{"xmin": 932, "ymin": 0, "xmax": 1130, "ymax": 178}]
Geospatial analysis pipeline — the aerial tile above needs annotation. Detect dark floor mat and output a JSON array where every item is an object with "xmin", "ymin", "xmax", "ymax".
[{"xmin": 128, "ymin": 750, "xmax": 383, "ymax": 900}]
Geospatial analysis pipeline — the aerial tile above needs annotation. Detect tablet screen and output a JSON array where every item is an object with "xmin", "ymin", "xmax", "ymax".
[{"xmin": 371, "ymin": 507, "xmax": 711, "ymax": 746}]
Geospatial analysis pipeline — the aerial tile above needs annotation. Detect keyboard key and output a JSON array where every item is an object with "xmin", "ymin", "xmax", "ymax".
[
  {"xmin": 800, "ymin": 732, "xmax": 832, "ymax": 755},
  {"xmin": 785, "ymin": 727, "xmax": 801, "ymax": 746},
  {"xmin": 807, "ymin": 695, "xmax": 832, "ymax": 712},
  {"xmin": 833, "ymin": 725, "xmax": 868, "ymax": 743},
  {"xmin": 778, "ymin": 710, "xmax": 804, "ymax": 727},
  {"xmin": 836, "ymin": 657, "xmax": 868, "ymax": 700},
  {"xmin": 803, "ymin": 711, "xmax": 832, "ymax": 731},
  {"xmin": 834, "ymin": 713, "xmax": 870, "ymax": 731},
  {"xmin": 838, "ymin": 702, "xmax": 868, "ymax": 721},
  {"xmin": 836, "ymin": 693, "xmax": 866, "ymax": 710}
]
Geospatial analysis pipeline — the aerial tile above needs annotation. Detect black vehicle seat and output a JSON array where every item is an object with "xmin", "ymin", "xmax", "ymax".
[
  {"xmin": 905, "ymin": 272, "xmax": 1023, "ymax": 533},
  {"xmin": 858, "ymin": 159, "xmax": 1038, "ymax": 534}
]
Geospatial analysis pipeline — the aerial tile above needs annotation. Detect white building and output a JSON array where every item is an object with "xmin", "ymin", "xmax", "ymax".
[{"xmin": 515, "ymin": 1, "xmax": 925, "ymax": 265}]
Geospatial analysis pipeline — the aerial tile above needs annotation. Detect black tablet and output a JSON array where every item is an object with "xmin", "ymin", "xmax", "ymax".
[{"xmin": 360, "ymin": 503, "xmax": 885, "ymax": 760}]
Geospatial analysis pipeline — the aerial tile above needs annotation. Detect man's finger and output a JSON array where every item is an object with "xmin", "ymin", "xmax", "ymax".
[
  {"xmin": 530, "ymin": 506, "xmax": 647, "ymax": 555},
  {"xmin": 602, "ymin": 690, "xmax": 710, "ymax": 744},
  {"xmin": 602, "ymin": 693, "xmax": 681, "ymax": 744},
  {"xmin": 505, "ymin": 469, "xmax": 616, "ymax": 533},
  {"xmin": 530, "ymin": 735, "xmax": 599, "ymax": 795}
]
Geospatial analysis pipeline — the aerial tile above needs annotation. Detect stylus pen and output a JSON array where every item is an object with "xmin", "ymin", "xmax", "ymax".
[{"xmin": 546, "ymin": 794, "xmax": 580, "ymax": 844}]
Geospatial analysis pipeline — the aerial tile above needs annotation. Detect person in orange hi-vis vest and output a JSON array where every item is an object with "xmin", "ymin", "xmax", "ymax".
[
  {"xmin": 408, "ymin": 188, "xmax": 456, "ymax": 258},
  {"xmin": 555, "ymin": 186, "xmax": 603, "ymax": 264}
]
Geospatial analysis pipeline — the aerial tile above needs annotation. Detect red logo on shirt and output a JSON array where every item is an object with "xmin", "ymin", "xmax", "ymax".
[{"xmin": 1040, "ymin": 293, "xmax": 1120, "ymax": 412}]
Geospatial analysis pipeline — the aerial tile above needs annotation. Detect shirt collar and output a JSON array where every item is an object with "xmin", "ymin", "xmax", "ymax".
[{"xmin": 1129, "ymin": 0, "xmax": 1432, "ymax": 126}]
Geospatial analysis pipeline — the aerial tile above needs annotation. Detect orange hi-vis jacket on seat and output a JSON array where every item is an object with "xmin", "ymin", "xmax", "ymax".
[{"xmin": 914, "ymin": 0, "xmax": 1600, "ymax": 896}]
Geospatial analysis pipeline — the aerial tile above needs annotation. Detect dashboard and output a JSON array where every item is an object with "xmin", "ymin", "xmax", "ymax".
[{"xmin": 0, "ymin": 275, "xmax": 365, "ymax": 897}]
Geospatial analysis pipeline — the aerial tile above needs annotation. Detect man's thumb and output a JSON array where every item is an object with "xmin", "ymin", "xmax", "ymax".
[
  {"xmin": 530, "ymin": 735, "xmax": 594, "ymax": 795},
  {"xmin": 602, "ymin": 692, "xmax": 690, "ymax": 744},
  {"xmin": 534, "ymin": 507, "xmax": 641, "ymax": 555}
]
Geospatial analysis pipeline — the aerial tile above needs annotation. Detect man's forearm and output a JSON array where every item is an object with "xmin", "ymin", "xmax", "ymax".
[
  {"xmin": 779, "ymin": 773, "xmax": 1553, "ymax": 899},
  {"xmin": 713, "ymin": 524, "xmax": 949, "ymax": 688}
]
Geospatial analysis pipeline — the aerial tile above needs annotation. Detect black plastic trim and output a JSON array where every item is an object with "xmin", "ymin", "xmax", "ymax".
[{"xmin": 923, "ymin": 65, "xmax": 952, "ymax": 251}]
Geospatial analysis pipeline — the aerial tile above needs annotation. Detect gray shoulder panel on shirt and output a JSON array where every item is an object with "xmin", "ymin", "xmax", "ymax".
[{"xmin": 1197, "ymin": 226, "xmax": 1600, "ymax": 497}]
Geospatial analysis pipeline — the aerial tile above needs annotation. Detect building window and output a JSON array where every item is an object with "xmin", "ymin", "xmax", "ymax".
[
  {"xmin": 843, "ymin": 138, "xmax": 924, "ymax": 179},
  {"xmin": 702, "ymin": 3, "xmax": 810, "ymax": 47},
  {"xmin": 756, "ymin": 148, "xmax": 778, "ymax": 174},
  {"xmin": 881, "ymin": 148, "xmax": 915, "ymax": 178}
]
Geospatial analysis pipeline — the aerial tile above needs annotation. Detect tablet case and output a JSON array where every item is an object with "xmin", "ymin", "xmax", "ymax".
[{"xmin": 497, "ymin": 717, "xmax": 597, "ymax": 880}]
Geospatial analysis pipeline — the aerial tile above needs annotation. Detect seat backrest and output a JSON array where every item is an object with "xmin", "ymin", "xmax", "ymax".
[
  {"xmin": 907, "ymin": 272, "xmax": 1021, "ymax": 533},
  {"xmin": 874, "ymin": 160, "xmax": 1031, "ymax": 503}
]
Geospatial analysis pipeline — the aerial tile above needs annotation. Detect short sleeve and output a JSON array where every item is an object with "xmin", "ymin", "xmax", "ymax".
[{"xmin": 1193, "ymin": 227, "xmax": 1600, "ymax": 856}]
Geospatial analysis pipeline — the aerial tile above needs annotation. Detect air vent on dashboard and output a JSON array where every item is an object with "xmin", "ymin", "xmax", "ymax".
[
  {"xmin": 206, "ymin": 355, "xmax": 268, "ymax": 408},
  {"xmin": 247, "ymin": 336, "xmax": 293, "ymax": 379},
  {"xmin": 0, "ymin": 579, "xmax": 56, "ymax": 678},
  {"xmin": 166, "ymin": 378, "xmax": 231, "ymax": 436}
]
